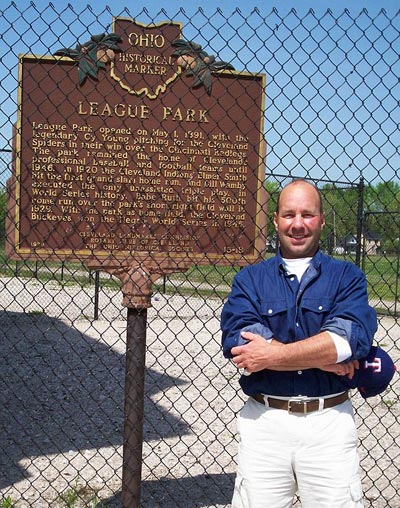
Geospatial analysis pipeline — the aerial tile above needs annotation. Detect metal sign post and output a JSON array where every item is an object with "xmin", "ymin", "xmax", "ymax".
[
  {"xmin": 87, "ymin": 258, "xmax": 191, "ymax": 507},
  {"xmin": 123, "ymin": 306, "xmax": 147, "ymax": 507}
]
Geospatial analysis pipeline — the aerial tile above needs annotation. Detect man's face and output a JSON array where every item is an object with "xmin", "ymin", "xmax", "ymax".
[{"xmin": 273, "ymin": 182, "xmax": 325, "ymax": 259}]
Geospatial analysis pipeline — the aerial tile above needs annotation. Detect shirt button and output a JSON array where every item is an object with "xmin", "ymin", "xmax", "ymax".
[
  {"xmin": 296, "ymin": 322, "xmax": 299, "ymax": 327},
  {"xmin": 298, "ymin": 370, "xmax": 303, "ymax": 375},
  {"xmin": 268, "ymin": 309, "xmax": 273, "ymax": 314},
  {"xmin": 318, "ymin": 305, "xmax": 323, "ymax": 310}
]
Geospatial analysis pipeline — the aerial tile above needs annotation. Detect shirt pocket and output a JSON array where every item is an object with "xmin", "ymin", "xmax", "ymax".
[
  {"xmin": 300, "ymin": 296, "xmax": 334, "ymax": 332},
  {"xmin": 260, "ymin": 299, "xmax": 288, "ymax": 335}
]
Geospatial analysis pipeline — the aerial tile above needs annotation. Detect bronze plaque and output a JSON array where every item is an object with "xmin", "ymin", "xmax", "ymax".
[{"xmin": 7, "ymin": 18, "xmax": 267, "ymax": 265}]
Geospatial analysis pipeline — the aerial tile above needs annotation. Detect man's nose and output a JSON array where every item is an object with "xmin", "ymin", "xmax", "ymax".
[{"xmin": 292, "ymin": 214, "xmax": 305, "ymax": 227}]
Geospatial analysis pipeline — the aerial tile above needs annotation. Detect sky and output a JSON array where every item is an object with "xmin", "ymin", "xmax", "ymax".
[
  {"xmin": 6, "ymin": 0, "xmax": 400, "ymax": 16},
  {"xmin": 0, "ymin": 0, "xmax": 399, "ymax": 185}
]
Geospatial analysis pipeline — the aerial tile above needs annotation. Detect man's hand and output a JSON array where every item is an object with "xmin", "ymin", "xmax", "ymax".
[
  {"xmin": 231, "ymin": 332, "xmax": 283, "ymax": 373},
  {"xmin": 320, "ymin": 360, "xmax": 359, "ymax": 379}
]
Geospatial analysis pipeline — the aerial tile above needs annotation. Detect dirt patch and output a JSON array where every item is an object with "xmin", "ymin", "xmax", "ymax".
[{"xmin": 0, "ymin": 277, "xmax": 398, "ymax": 507}]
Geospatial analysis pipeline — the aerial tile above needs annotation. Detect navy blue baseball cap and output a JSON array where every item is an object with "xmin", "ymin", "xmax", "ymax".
[{"xmin": 340, "ymin": 346, "xmax": 397, "ymax": 399}]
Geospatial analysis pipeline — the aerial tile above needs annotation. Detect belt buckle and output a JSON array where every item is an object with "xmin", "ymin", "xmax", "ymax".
[{"xmin": 287, "ymin": 396, "xmax": 309, "ymax": 414}]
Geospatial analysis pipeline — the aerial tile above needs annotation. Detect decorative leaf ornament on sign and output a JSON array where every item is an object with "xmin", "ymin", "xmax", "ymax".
[
  {"xmin": 54, "ymin": 30, "xmax": 234, "ymax": 96},
  {"xmin": 172, "ymin": 39, "xmax": 235, "ymax": 95},
  {"xmin": 54, "ymin": 33, "xmax": 123, "ymax": 84}
]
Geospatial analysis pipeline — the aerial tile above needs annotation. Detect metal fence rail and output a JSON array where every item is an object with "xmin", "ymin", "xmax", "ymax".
[{"xmin": 0, "ymin": 3, "xmax": 399, "ymax": 507}]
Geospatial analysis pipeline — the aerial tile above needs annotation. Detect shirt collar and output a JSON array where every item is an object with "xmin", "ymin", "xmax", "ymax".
[{"xmin": 277, "ymin": 249, "xmax": 322, "ymax": 274}]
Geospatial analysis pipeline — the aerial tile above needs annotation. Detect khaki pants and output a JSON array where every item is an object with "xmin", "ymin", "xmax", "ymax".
[{"xmin": 232, "ymin": 397, "xmax": 363, "ymax": 508}]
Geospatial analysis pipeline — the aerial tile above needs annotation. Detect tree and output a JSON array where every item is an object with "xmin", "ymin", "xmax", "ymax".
[
  {"xmin": 264, "ymin": 181, "xmax": 280, "ymax": 251},
  {"xmin": 364, "ymin": 181, "xmax": 400, "ymax": 254},
  {"xmin": 321, "ymin": 183, "xmax": 361, "ymax": 252}
]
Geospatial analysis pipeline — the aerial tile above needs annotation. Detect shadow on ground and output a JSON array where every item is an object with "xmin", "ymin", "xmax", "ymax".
[
  {"xmin": 103, "ymin": 472, "xmax": 235, "ymax": 508},
  {"xmin": 0, "ymin": 310, "xmax": 233, "ymax": 507}
]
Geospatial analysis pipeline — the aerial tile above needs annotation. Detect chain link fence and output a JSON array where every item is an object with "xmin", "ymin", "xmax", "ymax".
[{"xmin": 0, "ymin": 3, "xmax": 399, "ymax": 507}]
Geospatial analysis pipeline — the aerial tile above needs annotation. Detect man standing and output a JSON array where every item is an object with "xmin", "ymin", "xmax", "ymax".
[{"xmin": 221, "ymin": 179, "xmax": 378, "ymax": 507}]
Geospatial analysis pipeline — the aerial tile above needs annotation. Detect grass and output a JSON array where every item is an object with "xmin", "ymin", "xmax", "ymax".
[
  {"xmin": 0, "ymin": 246, "xmax": 399, "ymax": 310},
  {"xmin": 0, "ymin": 497, "xmax": 15, "ymax": 508},
  {"xmin": 57, "ymin": 478, "xmax": 105, "ymax": 507},
  {"xmin": 59, "ymin": 481, "xmax": 79, "ymax": 507},
  {"xmin": 382, "ymin": 398, "xmax": 397, "ymax": 407},
  {"xmin": 0, "ymin": 482, "xmax": 105, "ymax": 508}
]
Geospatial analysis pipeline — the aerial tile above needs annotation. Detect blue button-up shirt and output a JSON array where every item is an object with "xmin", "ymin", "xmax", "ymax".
[{"xmin": 221, "ymin": 250, "xmax": 377, "ymax": 397}]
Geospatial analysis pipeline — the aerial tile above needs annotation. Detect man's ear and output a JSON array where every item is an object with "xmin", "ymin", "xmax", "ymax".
[
  {"xmin": 273, "ymin": 212, "xmax": 279, "ymax": 231},
  {"xmin": 321, "ymin": 212, "xmax": 326, "ymax": 229}
]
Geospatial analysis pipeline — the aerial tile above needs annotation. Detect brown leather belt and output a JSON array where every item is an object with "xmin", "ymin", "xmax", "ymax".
[{"xmin": 251, "ymin": 392, "xmax": 348, "ymax": 414}]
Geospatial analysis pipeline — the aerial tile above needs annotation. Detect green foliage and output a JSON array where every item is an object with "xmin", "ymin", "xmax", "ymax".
[
  {"xmin": 318, "ymin": 181, "xmax": 399, "ymax": 253},
  {"xmin": 364, "ymin": 181, "xmax": 400, "ymax": 254},
  {"xmin": 0, "ymin": 497, "xmax": 15, "ymax": 508},
  {"xmin": 57, "ymin": 478, "xmax": 105, "ymax": 507},
  {"xmin": 320, "ymin": 184, "xmax": 360, "ymax": 244},
  {"xmin": 367, "ymin": 181, "xmax": 400, "ymax": 212},
  {"xmin": 264, "ymin": 179, "xmax": 400, "ymax": 258},
  {"xmin": 264, "ymin": 181, "xmax": 280, "ymax": 248},
  {"xmin": 59, "ymin": 484, "xmax": 79, "ymax": 507}
]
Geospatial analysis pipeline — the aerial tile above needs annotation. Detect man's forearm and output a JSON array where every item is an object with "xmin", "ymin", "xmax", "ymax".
[
  {"xmin": 232, "ymin": 331, "xmax": 338, "ymax": 373},
  {"xmin": 268, "ymin": 332, "xmax": 338, "ymax": 370}
]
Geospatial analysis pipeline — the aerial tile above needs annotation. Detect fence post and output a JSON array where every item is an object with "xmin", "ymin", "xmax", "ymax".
[
  {"xmin": 355, "ymin": 177, "xmax": 365, "ymax": 268},
  {"xmin": 361, "ymin": 212, "xmax": 368, "ymax": 273},
  {"xmin": 395, "ymin": 224, "xmax": 400, "ymax": 316},
  {"xmin": 94, "ymin": 271, "xmax": 100, "ymax": 321}
]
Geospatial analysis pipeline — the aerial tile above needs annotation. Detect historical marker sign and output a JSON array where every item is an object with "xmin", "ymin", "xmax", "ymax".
[{"xmin": 7, "ymin": 18, "xmax": 267, "ymax": 265}]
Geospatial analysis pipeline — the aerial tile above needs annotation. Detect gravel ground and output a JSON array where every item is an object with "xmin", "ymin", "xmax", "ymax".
[{"xmin": 0, "ymin": 276, "xmax": 399, "ymax": 507}]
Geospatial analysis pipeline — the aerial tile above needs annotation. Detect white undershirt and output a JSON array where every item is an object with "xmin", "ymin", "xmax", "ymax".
[{"xmin": 283, "ymin": 257, "xmax": 352, "ymax": 363}]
